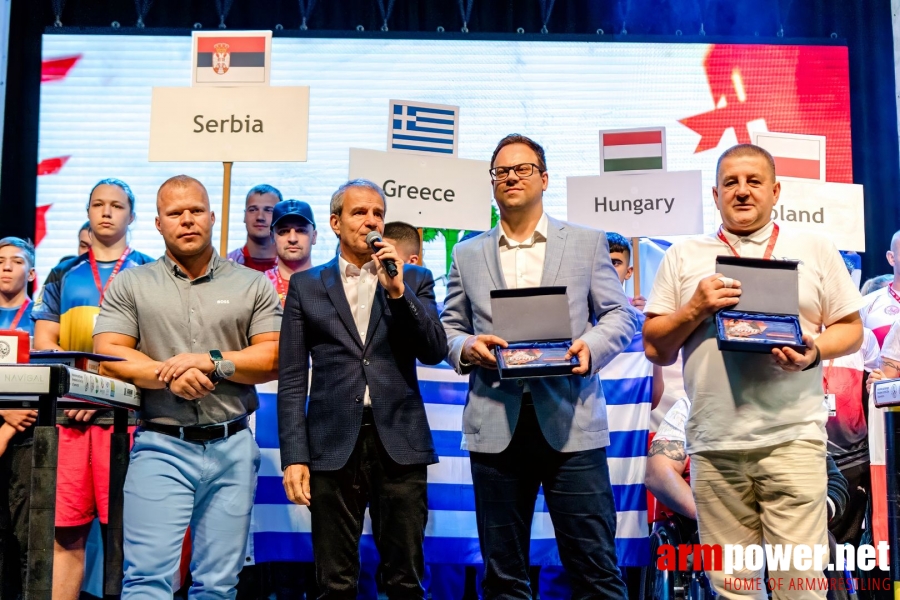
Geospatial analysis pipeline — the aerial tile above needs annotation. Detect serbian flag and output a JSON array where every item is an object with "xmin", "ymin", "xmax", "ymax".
[
  {"xmin": 600, "ymin": 128, "xmax": 666, "ymax": 174},
  {"xmin": 754, "ymin": 131, "xmax": 825, "ymax": 181},
  {"xmin": 192, "ymin": 31, "xmax": 271, "ymax": 86}
]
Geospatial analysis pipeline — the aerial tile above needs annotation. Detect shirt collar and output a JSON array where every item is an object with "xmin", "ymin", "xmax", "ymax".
[
  {"xmin": 164, "ymin": 250, "xmax": 221, "ymax": 281},
  {"xmin": 718, "ymin": 220, "xmax": 775, "ymax": 245},
  {"xmin": 499, "ymin": 213, "xmax": 549, "ymax": 249},
  {"xmin": 338, "ymin": 255, "xmax": 376, "ymax": 282}
]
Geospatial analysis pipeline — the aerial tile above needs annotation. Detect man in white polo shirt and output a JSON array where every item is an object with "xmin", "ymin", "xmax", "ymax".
[{"xmin": 643, "ymin": 144, "xmax": 864, "ymax": 599}]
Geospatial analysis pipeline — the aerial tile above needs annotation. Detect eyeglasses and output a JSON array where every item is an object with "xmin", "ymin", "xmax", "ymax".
[{"xmin": 489, "ymin": 163, "xmax": 543, "ymax": 182}]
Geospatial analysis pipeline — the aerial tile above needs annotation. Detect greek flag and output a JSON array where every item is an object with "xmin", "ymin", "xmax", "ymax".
[
  {"xmin": 250, "ymin": 335, "xmax": 652, "ymax": 567},
  {"xmin": 389, "ymin": 100, "xmax": 458, "ymax": 156}
]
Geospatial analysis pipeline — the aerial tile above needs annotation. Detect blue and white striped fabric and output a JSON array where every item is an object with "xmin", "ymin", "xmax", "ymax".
[{"xmin": 250, "ymin": 334, "xmax": 651, "ymax": 567}]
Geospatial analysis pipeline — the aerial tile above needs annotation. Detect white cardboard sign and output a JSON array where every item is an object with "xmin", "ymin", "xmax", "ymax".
[
  {"xmin": 566, "ymin": 170, "xmax": 704, "ymax": 237},
  {"xmin": 774, "ymin": 179, "xmax": 865, "ymax": 251},
  {"xmin": 149, "ymin": 87, "xmax": 309, "ymax": 162},
  {"xmin": 348, "ymin": 148, "xmax": 492, "ymax": 231}
]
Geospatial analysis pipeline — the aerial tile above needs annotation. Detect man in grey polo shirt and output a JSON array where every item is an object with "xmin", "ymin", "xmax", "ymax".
[{"xmin": 94, "ymin": 174, "xmax": 282, "ymax": 600}]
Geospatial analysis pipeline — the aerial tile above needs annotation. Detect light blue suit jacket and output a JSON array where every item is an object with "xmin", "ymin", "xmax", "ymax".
[{"xmin": 441, "ymin": 215, "xmax": 641, "ymax": 453}]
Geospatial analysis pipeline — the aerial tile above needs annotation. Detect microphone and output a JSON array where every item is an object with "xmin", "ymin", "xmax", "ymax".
[
  {"xmin": 366, "ymin": 231, "xmax": 399, "ymax": 278},
  {"xmin": 208, "ymin": 360, "xmax": 236, "ymax": 385}
]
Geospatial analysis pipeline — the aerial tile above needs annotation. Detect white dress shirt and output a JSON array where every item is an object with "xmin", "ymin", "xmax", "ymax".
[
  {"xmin": 339, "ymin": 255, "xmax": 378, "ymax": 406},
  {"xmin": 497, "ymin": 213, "xmax": 549, "ymax": 393},
  {"xmin": 498, "ymin": 212, "xmax": 549, "ymax": 289}
]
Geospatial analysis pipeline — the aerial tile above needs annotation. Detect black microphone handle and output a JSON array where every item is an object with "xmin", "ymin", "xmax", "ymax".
[
  {"xmin": 367, "ymin": 234, "xmax": 400, "ymax": 278},
  {"xmin": 382, "ymin": 257, "xmax": 399, "ymax": 278}
]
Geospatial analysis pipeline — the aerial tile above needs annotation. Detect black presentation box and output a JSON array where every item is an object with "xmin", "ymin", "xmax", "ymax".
[
  {"xmin": 490, "ymin": 286, "xmax": 578, "ymax": 379},
  {"xmin": 714, "ymin": 256, "xmax": 806, "ymax": 354}
]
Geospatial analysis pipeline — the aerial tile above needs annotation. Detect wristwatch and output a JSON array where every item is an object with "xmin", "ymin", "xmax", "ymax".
[{"xmin": 209, "ymin": 349, "xmax": 224, "ymax": 373}]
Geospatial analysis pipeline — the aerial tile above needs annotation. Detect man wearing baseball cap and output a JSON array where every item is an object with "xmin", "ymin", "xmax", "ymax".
[{"xmin": 264, "ymin": 199, "xmax": 318, "ymax": 306}]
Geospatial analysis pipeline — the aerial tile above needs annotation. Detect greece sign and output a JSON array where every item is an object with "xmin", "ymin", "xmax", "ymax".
[{"xmin": 348, "ymin": 148, "xmax": 492, "ymax": 231}]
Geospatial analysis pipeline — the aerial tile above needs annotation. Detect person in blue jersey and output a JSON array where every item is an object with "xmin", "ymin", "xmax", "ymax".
[
  {"xmin": 0, "ymin": 237, "xmax": 37, "ymax": 599},
  {"xmin": 31, "ymin": 178, "xmax": 155, "ymax": 600},
  {"xmin": 0, "ymin": 237, "xmax": 36, "ymax": 334}
]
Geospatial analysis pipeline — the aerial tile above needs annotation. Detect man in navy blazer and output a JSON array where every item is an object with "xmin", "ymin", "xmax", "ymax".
[
  {"xmin": 441, "ymin": 135, "xmax": 640, "ymax": 599},
  {"xmin": 277, "ymin": 179, "xmax": 447, "ymax": 599}
]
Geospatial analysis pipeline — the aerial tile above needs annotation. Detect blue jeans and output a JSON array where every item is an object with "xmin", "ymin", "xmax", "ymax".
[{"xmin": 121, "ymin": 428, "xmax": 260, "ymax": 600}]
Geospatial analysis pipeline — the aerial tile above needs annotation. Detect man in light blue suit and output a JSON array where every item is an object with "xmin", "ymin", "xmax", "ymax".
[{"xmin": 440, "ymin": 134, "xmax": 640, "ymax": 599}]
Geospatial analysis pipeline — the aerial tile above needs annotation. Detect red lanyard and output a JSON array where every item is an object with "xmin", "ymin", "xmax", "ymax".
[
  {"xmin": 717, "ymin": 223, "xmax": 780, "ymax": 260},
  {"xmin": 823, "ymin": 360, "xmax": 834, "ymax": 394},
  {"xmin": 89, "ymin": 246, "xmax": 131, "ymax": 305},
  {"xmin": 274, "ymin": 268, "xmax": 289, "ymax": 304},
  {"xmin": 9, "ymin": 298, "xmax": 30, "ymax": 329},
  {"xmin": 888, "ymin": 283, "xmax": 900, "ymax": 306}
]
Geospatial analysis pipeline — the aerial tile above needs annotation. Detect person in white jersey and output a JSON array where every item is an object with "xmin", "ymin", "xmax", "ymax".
[
  {"xmin": 642, "ymin": 143, "xmax": 865, "ymax": 600},
  {"xmin": 860, "ymin": 229, "xmax": 900, "ymax": 346}
]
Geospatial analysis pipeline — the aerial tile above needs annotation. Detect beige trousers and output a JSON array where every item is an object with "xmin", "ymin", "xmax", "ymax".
[{"xmin": 691, "ymin": 439, "xmax": 829, "ymax": 600}]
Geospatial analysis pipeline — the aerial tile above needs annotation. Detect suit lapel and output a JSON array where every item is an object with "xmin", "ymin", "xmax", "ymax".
[
  {"xmin": 363, "ymin": 285, "xmax": 386, "ymax": 353},
  {"xmin": 482, "ymin": 226, "xmax": 507, "ymax": 290},
  {"xmin": 540, "ymin": 217, "xmax": 567, "ymax": 286},
  {"xmin": 321, "ymin": 261, "xmax": 364, "ymax": 349}
]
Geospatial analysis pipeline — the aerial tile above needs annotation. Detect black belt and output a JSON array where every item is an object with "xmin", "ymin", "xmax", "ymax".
[
  {"xmin": 361, "ymin": 406, "xmax": 375, "ymax": 426},
  {"xmin": 140, "ymin": 416, "xmax": 249, "ymax": 443},
  {"xmin": 522, "ymin": 392, "xmax": 534, "ymax": 406}
]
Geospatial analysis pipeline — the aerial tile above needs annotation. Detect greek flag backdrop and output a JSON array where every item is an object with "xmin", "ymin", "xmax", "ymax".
[{"xmin": 250, "ymin": 332, "xmax": 652, "ymax": 567}]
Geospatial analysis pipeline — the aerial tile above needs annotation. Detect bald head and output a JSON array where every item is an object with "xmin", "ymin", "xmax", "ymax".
[
  {"xmin": 886, "ymin": 230, "xmax": 900, "ymax": 277},
  {"xmin": 155, "ymin": 175, "xmax": 215, "ymax": 259},
  {"xmin": 891, "ymin": 230, "xmax": 900, "ymax": 254},
  {"xmin": 157, "ymin": 175, "xmax": 209, "ymax": 213}
]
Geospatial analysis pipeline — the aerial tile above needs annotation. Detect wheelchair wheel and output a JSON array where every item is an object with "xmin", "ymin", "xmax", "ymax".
[{"xmin": 640, "ymin": 520, "xmax": 678, "ymax": 600}]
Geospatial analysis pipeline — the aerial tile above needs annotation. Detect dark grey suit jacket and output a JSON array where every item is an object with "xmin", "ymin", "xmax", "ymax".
[{"xmin": 277, "ymin": 258, "xmax": 447, "ymax": 471}]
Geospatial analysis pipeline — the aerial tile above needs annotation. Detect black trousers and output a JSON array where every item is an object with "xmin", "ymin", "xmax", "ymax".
[
  {"xmin": 469, "ymin": 403, "xmax": 627, "ymax": 600},
  {"xmin": 309, "ymin": 411, "xmax": 428, "ymax": 600},
  {"xmin": 0, "ymin": 441, "xmax": 32, "ymax": 600}
]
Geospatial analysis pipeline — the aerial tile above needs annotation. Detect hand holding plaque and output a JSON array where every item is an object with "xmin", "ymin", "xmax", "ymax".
[
  {"xmin": 688, "ymin": 273, "xmax": 742, "ymax": 321},
  {"xmin": 714, "ymin": 257, "xmax": 805, "ymax": 354}
]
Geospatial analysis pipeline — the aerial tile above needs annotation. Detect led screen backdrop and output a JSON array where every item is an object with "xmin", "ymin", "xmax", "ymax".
[
  {"xmin": 37, "ymin": 34, "xmax": 853, "ymax": 568},
  {"xmin": 38, "ymin": 35, "xmax": 851, "ymax": 290}
]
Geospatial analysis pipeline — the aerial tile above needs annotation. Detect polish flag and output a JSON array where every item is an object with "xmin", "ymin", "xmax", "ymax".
[{"xmin": 754, "ymin": 131, "xmax": 825, "ymax": 181}]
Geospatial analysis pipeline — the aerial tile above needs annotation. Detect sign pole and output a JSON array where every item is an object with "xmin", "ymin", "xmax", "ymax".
[
  {"xmin": 631, "ymin": 236, "xmax": 641, "ymax": 298},
  {"xmin": 219, "ymin": 161, "xmax": 233, "ymax": 258},
  {"xmin": 417, "ymin": 227, "xmax": 424, "ymax": 266}
]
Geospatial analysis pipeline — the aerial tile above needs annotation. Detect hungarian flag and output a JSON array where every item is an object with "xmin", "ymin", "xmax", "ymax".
[
  {"xmin": 754, "ymin": 132, "xmax": 825, "ymax": 180},
  {"xmin": 193, "ymin": 32, "xmax": 269, "ymax": 85},
  {"xmin": 601, "ymin": 129, "xmax": 665, "ymax": 173}
]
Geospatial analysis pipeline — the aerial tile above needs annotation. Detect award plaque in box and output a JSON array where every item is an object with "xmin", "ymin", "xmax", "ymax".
[
  {"xmin": 490, "ymin": 286, "xmax": 578, "ymax": 379},
  {"xmin": 714, "ymin": 256, "xmax": 806, "ymax": 354}
]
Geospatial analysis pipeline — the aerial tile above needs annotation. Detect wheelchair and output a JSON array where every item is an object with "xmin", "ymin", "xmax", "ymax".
[{"xmin": 640, "ymin": 513, "xmax": 716, "ymax": 600}]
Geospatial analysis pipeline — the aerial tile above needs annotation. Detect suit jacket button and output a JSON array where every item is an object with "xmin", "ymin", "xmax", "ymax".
[
  {"xmin": 516, "ymin": 379, "xmax": 524, "ymax": 387},
  {"xmin": 363, "ymin": 359, "xmax": 370, "ymax": 366},
  {"xmin": 355, "ymin": 395, "xmax": 362, "ymax": 402}
]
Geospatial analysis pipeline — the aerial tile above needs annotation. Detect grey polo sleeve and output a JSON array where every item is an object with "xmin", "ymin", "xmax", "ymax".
[
  {"xmin": 248, "ymin": 274, "xmax": 284, "ymax": 338},
  {"xmin": 94, "ymin": 270, "xmax": 140, "ymax": 339}
]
